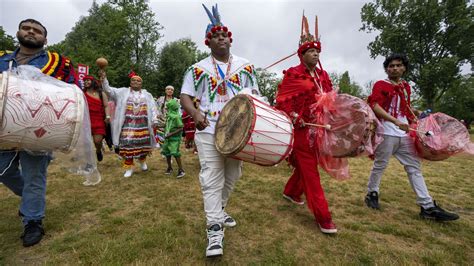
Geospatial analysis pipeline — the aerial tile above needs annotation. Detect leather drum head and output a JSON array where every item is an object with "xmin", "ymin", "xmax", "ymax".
[{"xmin": 215, "ymin": 94, "xmax": 254, "ymax": 156}]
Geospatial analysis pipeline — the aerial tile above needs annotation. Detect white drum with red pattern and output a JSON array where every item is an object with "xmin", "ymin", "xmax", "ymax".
[
  {"xmin": 215, "ymin": 94, "xmax": 294, "ymax": 166},
  {"xmin": 0, "ymin": 71, "xmax": 84, "ymax": 152}
]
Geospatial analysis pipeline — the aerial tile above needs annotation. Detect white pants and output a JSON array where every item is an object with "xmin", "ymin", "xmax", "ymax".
[
  {"xmin": 367, "ymin": 135, "xmax": 434, "ymax": 208},
  {"xmin": 194, "ymin": 133, "xmax": 242, "ymax": 225}
]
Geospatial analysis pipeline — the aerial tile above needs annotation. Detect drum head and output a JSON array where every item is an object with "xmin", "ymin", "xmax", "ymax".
[
  {"xmin": 326, "ymin": 94, "xmax": 370, "ymax": 157},
  {"xmin": 215, "ymin": 94, "xmax": 254, "ymax": 155}
]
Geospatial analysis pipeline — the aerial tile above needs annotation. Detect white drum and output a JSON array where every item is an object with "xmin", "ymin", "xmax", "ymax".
[
  {"xmin": 0, "ymin": 71, "xmax": 85, "ymax": 152},
  {"xmin": 215, "ymin": 94, "xmax": 294, "ymax": 166}
]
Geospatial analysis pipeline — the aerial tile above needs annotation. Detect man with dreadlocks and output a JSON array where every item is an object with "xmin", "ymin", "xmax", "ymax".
[
  {"xmin": 275, "ymin": 14, "xmax": 338, "ymax": 234},
  {"xmin": 180, "ymin": 3, "xmax": 260, "ymax": 257}
]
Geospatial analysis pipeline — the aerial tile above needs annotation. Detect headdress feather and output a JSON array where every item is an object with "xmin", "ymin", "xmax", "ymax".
[{"xmin": 202, "ymin": 4, "xmax": 217, "ymax": 25}]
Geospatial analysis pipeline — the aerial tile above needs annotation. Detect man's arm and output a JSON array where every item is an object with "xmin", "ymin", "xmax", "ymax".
[
  {"xmin": 372, "ymin": 103, "xmax": 409, "ymax": 132},
  {"xmin": 98, "ymin": 70, "xmax": 117, "ymax": 100},
  {"xmin": 180, "ymin": 94, "xmax": 208, "ymax": 131}
]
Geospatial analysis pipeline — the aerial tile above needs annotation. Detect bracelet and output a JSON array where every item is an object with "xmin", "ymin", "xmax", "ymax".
[{"xmin": 106, "ymin": 115, "xmax": 111, "ymax": 119}]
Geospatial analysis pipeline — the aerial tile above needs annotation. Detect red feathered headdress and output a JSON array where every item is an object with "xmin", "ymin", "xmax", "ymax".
[{"xmin": 297, "ymin": 13, "xmax": 321, "ymax": 57}]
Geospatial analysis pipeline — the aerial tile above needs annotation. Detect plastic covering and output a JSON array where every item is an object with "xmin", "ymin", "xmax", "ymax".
[
  {"xmin": 414, "ymin": 112, "xmax": 474, "ymax": 161},
  {"xmin": 307, "ymin": 91, "xmax": 384, "ymax": 180},
  {"xmin": 0, "ymin": 66, "xmax": 101, "ymax": 186}
]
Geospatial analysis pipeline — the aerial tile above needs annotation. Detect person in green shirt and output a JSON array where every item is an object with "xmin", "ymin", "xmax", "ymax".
[{"xmin": 161, "ymin": 98, "xmax": 185, "ymax": 178}]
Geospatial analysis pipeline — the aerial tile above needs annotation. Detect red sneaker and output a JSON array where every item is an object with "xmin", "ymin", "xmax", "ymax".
[
  {"xmin": 318, "ymin": 221, "xmax": 337, "ymax": 234},
  {"xmin": 283, "ymin": 194, "xmax": 305, "ymax": 205}
]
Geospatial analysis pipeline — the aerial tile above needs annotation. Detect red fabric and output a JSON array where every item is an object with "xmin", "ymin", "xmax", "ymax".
[
  {"xmin": 283, "ymin": 129, "xmax": 332, "ymax": 224},
  {"xmin": 275, "ymin": 63, "xmax": 332, "ymax": 128},
  {"xmin": 85, "ymin": 93, "xmax": 106, "ymax": 135},
  {"xmin": 182, "ymin": 111, "xmax": 196, "ymax": 140},
  {"xmin": 367, "ymin": 80, "xmax": 415, "ymax": 123},
  {"xmin": 276, "ymin": 63, "xmax": 334, "ymax": 223}
]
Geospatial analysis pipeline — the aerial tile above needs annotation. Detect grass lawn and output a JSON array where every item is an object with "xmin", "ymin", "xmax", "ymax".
[{"xmin": 1, "ymin": 142, "xmax": 473, "ymax": 265}]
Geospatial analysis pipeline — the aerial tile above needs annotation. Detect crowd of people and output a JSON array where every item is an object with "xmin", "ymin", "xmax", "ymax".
[{"xmin": 0, "ymin": 4, "xmax": 465, "ymax": 259}]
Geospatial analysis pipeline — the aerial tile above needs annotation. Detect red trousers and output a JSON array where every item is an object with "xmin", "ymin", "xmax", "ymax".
[{"xmin": 284, "ymin": 129, "xmax": 332, "ymax": 223}]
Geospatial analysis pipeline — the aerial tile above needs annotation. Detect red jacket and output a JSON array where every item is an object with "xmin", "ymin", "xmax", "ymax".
[{"xmin": 367, "ymin": 79, "xmax": 415, "ymax": 123}]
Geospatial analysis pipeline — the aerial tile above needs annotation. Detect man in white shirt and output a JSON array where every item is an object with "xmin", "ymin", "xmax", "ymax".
[{"xmin": 180, "ymin": 4, "xmax": 259, "ymax": 257}]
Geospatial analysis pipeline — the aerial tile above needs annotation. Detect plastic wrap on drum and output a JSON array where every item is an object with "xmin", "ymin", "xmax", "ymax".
[
  {"xmin": 414, "ymin": 112, "xmax": 474, "ymax": 161},
  {"xmin": 0, "ymin": 66, "xmax": 101, "ymax": 185},
  {"xmin": 309, "ymin": 91, "xmax": 383, "ymax": 158}
]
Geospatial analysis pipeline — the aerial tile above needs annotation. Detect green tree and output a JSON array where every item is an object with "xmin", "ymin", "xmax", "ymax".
[
  {"xmin": 360, "ymin": 0, "xmax": 473, "ymax": 109},
  {"xmin": 154, "ymin": 38, "xmax": 209, "ymax": 97},
  {"xmin": 0, "ymin": 26, "xmax": 16, "ymax": 51},
  {"xmin": 329, "ymin": 71, "xmax": 363, "ymax": 98},
  {"xmin": 256, "ymin": 68, "xmax": 281, "ymax": 106},
  {"xmin": 436, "ymin": 74, "xmax": 474, "ymax": 126},
  {"xmin": 338, "ymin": 71, "xmax": 362, "ymax": 97},
  {"xmin": 50, "ymin": 0, "xmax": 163, "ymax": 93}
]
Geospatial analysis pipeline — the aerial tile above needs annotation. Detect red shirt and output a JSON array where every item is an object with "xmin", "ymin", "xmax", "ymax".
[{"xmin": 367, "ymin": 79, "xmax": 415, "ymax": 122}]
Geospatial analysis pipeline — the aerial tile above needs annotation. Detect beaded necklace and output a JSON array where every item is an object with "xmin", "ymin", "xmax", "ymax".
[
  {"xmin": 211, "ymin": 55, "xmax": 233, "ymax": 94},
  {"xmin": 130, "ymin": 89, "xmax": 142, "ymax": 114}
]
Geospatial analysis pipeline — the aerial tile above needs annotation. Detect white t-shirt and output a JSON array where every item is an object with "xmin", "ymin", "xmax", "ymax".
[
  {"xmin": 180, "ymin": 54, "xmax": 259, "ymax": 134},
  {"xmin": 382, "ymin": 95, "xmax": 409, "ymax": 137}
]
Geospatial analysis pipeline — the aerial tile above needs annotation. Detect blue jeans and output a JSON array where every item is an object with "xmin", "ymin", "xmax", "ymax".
[{"xmin": 0, "ymin": 150, "xmax": 51, "ymax": 224}]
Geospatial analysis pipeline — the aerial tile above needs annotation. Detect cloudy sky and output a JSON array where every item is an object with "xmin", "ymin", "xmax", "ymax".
[{"xmin": 1, "ymin": 0, "xmax": 387, "ymax": 90}]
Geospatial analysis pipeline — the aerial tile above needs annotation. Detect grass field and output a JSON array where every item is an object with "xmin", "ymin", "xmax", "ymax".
[{"xmin": 0, "ymin": 143, "xmax": 473, "ymax": 265}]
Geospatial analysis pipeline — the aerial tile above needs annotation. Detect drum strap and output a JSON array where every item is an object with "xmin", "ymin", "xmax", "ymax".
[{"xmin": 0, "ymin": 151, "xmax": 18, "ymax": 176}]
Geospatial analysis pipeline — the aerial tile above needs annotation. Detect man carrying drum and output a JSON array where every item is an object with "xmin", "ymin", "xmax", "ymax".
[
  {"xmin": 0, "ymin": 19, "xmax": 78, "ymax": 247},
  {"xmin": 275, "ymin": 14, "xmax": 338, "ymax": 234},
  {"xmin": 180, "ymin": 4, "xmax": 259, "ymax": 257},
  {"xmin": 365, "ymin": 53, "xmax": 459, "ymax": 221}
]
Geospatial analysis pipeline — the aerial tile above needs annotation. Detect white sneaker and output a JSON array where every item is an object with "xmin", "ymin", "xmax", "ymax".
[
  {"xmin": 140, "ymin": 162, "xmax": 148, "ymax": 171},
  {"xmin": 124, "ymin": 169, "xmax": 134, "ymax": 178},
  {"xmin": 223, "ymin": 212, "xmax": 237, "ymax": 228},
  {"xmin": 206, "ymin": 224, "xmax": 224, "ymax": 257}
]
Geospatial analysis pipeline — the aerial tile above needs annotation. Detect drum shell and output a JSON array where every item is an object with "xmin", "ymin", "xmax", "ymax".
[
  {"xmin": 215, "ymin": 94, "xmax": 294, "ymax": 166},
  {"xmin": 0, "ymin": 71, "xmax": 84, "ymax": 152}
]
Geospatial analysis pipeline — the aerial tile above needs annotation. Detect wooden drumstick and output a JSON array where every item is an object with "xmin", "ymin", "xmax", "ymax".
[
  {"xmin": 203, "ymin": 110, "xmax": 209, "ymax": 121},
  {"xmin": 305, "ymin": 123, "xmax": 332, "ymax": 130}
]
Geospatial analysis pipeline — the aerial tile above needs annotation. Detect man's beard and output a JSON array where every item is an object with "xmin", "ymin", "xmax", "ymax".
[{"xmin": 18, "ymin": 35, "xmax": 45, "ymax": 49}]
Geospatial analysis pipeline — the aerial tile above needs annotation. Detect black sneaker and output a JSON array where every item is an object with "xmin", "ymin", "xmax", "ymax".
[
  {"xmin": 96, "ymin": 151, "xmax": 103, "ymax": 162},
  {"xmin": 176, "ymin": 169, "xmax": 185, "ymax": 179},
  {"xmin": 206, "ymin": 224, "xmax": 224, "ymax": 257},
  {"xmin": 365, "ymin": 191, "xmax": 380, "ymax": 210},
  {"xmin": 165, "ymin": 167, "xmax": 173, "ymax": 175},
  {"xmin": 420, "ymin": 201, "xmax": 459, "ymax": 221},
  {"xmin": 21, "ymin": 220, "xmax": 45, "ymax": 247}
]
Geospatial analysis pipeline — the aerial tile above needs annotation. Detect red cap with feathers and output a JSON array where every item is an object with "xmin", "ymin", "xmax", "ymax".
[{"xmin": 297, "ymin": 13, "xmax": 321, "ymax": 57}]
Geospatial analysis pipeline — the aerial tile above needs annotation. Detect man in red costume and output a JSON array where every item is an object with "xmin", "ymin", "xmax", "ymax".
[{"xmin": 275, "ymin": 15, "xmax": 337, "ymax": 234}]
